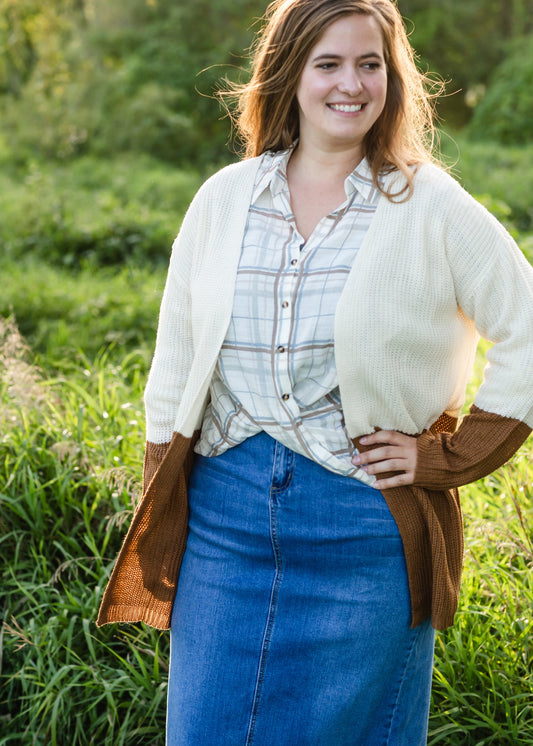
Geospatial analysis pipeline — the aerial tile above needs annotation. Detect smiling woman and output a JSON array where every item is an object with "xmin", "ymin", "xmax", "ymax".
[{"xmin": 97, "ymin": 1, "xmax": 533, "ymax": 744}]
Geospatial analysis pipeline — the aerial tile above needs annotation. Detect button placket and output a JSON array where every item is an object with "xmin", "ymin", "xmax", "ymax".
[{"xmin": 274, "ymin": 233, "xmax": 300, "ymax": 409}]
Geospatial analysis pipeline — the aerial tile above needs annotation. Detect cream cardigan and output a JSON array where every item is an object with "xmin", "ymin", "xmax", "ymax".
[
  {"xmin": 97, "ymin": 158, "xmax": 533, "ymax": 632},
  {"xmin": 145, "ymin": 157, "xmax": 533, "ymax": 443}
]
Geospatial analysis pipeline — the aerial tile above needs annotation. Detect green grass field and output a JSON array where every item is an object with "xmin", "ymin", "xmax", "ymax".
[{"xmin": 1, "ymin": 137, "xmax": 532, "ymax": 744}]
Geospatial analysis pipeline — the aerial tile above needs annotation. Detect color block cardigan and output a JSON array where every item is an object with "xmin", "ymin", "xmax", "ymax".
[{"xmin": 97, "ymin": 158, "xmax": 533, "ymax": 632}]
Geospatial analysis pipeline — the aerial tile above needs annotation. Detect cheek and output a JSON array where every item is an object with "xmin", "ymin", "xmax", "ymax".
[
  {"xmin": 371, "ymin": 76, "xmax": 388, "ymax": 112},
  {"xmin": 297, "ymin": 71, "xmax": 332, "ymax": 104},
  {"xmin": 295, "ymin": 76, "xmax": 310, "ymax": 111}
]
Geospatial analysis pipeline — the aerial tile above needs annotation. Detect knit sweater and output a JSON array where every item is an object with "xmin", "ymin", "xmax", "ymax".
[{"xmin": 97, "ymin": 158, "xmax": 533, "ymax": 632}]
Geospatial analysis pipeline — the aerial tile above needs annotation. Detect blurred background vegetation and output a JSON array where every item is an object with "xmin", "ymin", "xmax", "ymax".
[
  {"xmin": 1, "ymin": 1, "xmax": 532, "ymax": 743},
  {"xmin": 1, "ymin": 0, "xmax": 533, "ymax": 274},
  {"xmin": 2, "ymin": 0, "xmax": 533, "ymax": 163}
]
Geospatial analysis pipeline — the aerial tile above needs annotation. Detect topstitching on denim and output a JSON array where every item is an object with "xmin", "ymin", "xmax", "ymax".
[
  {"xmin": 245, "ymin": 441, "xmax": 295, "ymax": 745},
  {"xmin": 383, "ymin": 621, "xmax": 429, "ymax": 746}
]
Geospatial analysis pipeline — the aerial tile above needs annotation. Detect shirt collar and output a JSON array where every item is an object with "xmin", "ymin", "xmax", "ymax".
[
  {"xmin": 345, "ymin": 157, "xmax": 381, "ymax": 202},
  {"xmin": 252, "ymin": 149, "xmax": 293, "ymax": 204},
  {"xmin": 252, "ymin": 148, "xmax": 381, "ymax": 205}
]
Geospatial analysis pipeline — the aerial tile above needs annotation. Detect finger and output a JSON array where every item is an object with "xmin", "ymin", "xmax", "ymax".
[
  {"xmin": 373, "ymin": 471, "xmax": 415, "ymax": 490},
  {"xmin": 360, "ymin": 430, "xmax": 410, "ymax": 447},
  {"xmin": 361, "ymin": 458, "xmax": 411, "ymax": 475},
  {"xmin": 353, "ymin": 445, "xmax": 409, "ymax": 465}
]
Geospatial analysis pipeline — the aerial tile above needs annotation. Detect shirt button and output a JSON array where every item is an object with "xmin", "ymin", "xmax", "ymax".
[
  {"xmin": 290, "ymin": 259, "xmax": 298, "ymax": 266},
  {"xmin": 282, "ymin": 393, "xmax": 290, "ymax": 401},
  {"xmin": 276, "ymin": 345, "xmax": 285, "ymax": 353},
  {"xmin": 282, "ymin": 301, "xmax": 289, "ymax": 309}
]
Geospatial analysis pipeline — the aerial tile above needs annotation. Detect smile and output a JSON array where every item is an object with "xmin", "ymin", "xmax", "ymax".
[{"xmin": 328, "ymin": 103, "xmax": 364, "ymax": 113}]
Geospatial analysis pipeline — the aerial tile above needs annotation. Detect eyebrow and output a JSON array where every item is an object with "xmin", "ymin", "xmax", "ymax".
[{"xmin": 311, "ymin": 52, "xmax": 383, "ymax": 63}]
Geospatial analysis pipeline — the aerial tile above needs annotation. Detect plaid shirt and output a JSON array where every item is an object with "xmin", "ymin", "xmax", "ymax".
[{"xmin": 195, "ymin": 148, "xmax": 382, "ymax": 482}]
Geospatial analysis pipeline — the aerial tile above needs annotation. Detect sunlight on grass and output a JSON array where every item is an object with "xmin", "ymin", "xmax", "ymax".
[{"xmin": 1, "ymin": 313, "xmax": 531, "ymax": 744}]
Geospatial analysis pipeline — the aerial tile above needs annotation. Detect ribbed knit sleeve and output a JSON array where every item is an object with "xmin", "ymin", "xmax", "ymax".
[
  {"xmin": 143, "ymin": 440, "xmax": 172, "ymax": 494},
  {"xmin": 415, "ymin": 405, "xmax": 531, "ymax": 490},
  {"xmin": 143, "ymin": 158, "xmax": 262, "ymax": 444}
]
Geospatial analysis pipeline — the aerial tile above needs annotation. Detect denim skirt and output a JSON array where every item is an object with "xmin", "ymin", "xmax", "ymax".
[{"xmin": 167, "ymin": 432, "xmax": 435, "ymax": 745}]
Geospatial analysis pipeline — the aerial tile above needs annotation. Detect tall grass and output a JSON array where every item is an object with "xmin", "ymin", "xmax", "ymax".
[
  {"xmin": 430, "ymin": 457, "xmax": 533, "ymax": 744},
  {"xmin": 0, "ymin": 318, "xmax": 166, "ymax": 744},
  {"xmin": 427, "ymin": 344, "xmax": 533, "ymax": 743},
  {"xmin": 1, "ymin": 314, "xmax": 531, "ymax": 744}
]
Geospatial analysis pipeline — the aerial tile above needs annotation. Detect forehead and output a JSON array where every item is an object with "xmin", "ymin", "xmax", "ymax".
[{"xmin": 309, "ymin": 13, "xmax": 385, "ymax": 55}]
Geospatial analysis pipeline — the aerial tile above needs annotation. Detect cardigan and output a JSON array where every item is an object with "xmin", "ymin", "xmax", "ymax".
[{"xmin": 97, "ymin": 158, "xmax": 533, "ymax": 632}]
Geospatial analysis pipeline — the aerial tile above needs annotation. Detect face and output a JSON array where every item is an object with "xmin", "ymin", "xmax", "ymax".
[{"xmin": 295, "ymin": 13, "xmax": 388, "ymax": 154}]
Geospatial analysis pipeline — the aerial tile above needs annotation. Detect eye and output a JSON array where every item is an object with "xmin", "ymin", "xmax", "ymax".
[
  {"xmin": 362, "ymin": 61, "xmax": 381, "ymax": 71},
  {"xmin": 317, "ymin": 62, "xmax": 337, "ymax": 70}
]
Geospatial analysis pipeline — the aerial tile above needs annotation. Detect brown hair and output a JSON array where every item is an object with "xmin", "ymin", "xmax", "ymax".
[{"xmin": 220, "ymin": 0, "xmax": 443, "ymax": 199}]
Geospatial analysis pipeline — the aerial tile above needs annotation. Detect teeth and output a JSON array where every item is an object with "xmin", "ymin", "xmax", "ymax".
[{"xmin": 329, "ymin": 104, "xmax": 363, "ymax": 112}]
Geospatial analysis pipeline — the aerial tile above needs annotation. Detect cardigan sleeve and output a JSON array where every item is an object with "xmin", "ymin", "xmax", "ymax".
[
  {"xmin": 414, "ymin": 405, "xmax": 531, "ymax": 490},
  {"xmin": 440, "ymin": 174, "xmax": 533, "ymax": 428},
  {"xmin": 143, "ymin": 440, "xmax": 172, "ymax": 494},
  {"xmin": 143, "ymin": 193, "xmax": 202, "ymax": 445},
  {"xmin": 143, "ymin": 159, "xmax": 261, "ymax": 446},
  {"xmin": 411, "ymin": 171, "xmax": 533, "ymax": 488}
]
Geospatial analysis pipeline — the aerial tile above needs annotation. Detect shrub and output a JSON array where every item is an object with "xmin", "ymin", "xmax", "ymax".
[
  {"xmin": 0, "ymin": 259, "xmax": 163, "ymax": 363},
  {"xmin": 469, "ymin": 36, "xmax": 533, "ymax": 146},
  {"xmin": 0, "ymin": 155, "xmax": 202, "ymax": 267}
]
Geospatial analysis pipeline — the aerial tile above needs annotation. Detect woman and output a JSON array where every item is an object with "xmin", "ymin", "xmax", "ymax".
[{"xmin": 97, "ymin": 0, "xmax": 533, "ymax": 743}]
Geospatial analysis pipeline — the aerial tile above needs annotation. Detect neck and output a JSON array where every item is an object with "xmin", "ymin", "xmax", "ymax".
[{"xmin": 288, "ymin": 139, "xmax": 364, "ymax": 184}]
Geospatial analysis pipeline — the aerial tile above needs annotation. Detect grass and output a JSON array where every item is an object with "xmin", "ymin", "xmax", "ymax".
[
  {"xmin": 429, "ymin": 457, "xmax": 533, "ymax": 744},
  {"xmin": 0, "ymin": 318, "xmax": 166, "ymax": 745},
  {"xmin": 1, "ymin": 317, "xmax": 532, "ymax": 744},
  {"xmin": 0, "ymin": 258, "xmax": 163, "ymax": 364}
]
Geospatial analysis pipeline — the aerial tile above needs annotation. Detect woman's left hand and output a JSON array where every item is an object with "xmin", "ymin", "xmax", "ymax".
[{"xmin": 351, "ymin": 431, "xmax": 418, "ymax": 490}]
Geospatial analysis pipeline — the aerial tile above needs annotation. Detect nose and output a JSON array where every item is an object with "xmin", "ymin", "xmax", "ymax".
[{"xmin": 337, "ymin": 67, "xmax": 363, "ymax": 96}]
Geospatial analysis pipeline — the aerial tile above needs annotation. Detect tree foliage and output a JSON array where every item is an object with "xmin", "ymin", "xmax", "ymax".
[
  {"xmin": 399, "ymin": 0, "xmax": 533, "ymax": 125},
  {"xmin": 0, "ymin": 0, "xmax": 262, "ymax": 165},
  {"xmin": 0, "ymin": 0, "xmax": 531, "ymax": 166},
  {"xmin": 469, "ymin": 35, "xmax": 533, "ymax": 144}
]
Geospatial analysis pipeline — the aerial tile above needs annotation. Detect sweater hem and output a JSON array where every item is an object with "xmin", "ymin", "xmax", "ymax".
[{"xmin": 96, "ymin": 604, "xmax": 171, "ymax": 630}]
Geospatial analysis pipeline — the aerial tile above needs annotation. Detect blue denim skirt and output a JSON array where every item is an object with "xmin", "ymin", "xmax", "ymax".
[{"xmin": 167, "ymin": 432, "xmax": 435, "ymax": 745}]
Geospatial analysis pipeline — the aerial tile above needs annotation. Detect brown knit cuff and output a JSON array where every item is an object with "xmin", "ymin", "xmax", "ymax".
[
  {"xmin": 143, "ymin": 440, "xmax": 172, "ymax": 494},
  {"xmin": 414, "ymin": 405, "xmax": 531, "ymax": 490}
]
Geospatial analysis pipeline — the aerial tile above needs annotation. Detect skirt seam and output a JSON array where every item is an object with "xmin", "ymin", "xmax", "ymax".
[{"xmin": 245, "ymin": 485, "xmax": 284, "ymax": 744}]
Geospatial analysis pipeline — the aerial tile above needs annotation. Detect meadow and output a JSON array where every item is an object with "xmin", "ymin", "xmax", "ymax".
[{"xmin": 1, "ymin": 136, "xmax": 532, "ymax": 744}]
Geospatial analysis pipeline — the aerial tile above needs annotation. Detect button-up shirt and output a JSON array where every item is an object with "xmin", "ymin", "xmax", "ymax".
[{"xmin": 195, "ymin": 148, "xmax": 382, "ymax": 483}]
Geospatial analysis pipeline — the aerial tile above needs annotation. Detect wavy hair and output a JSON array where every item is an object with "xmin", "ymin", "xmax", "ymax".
[{"xmin": 220, "ymin": 0, "xmax": 444, "ymax": 199}]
